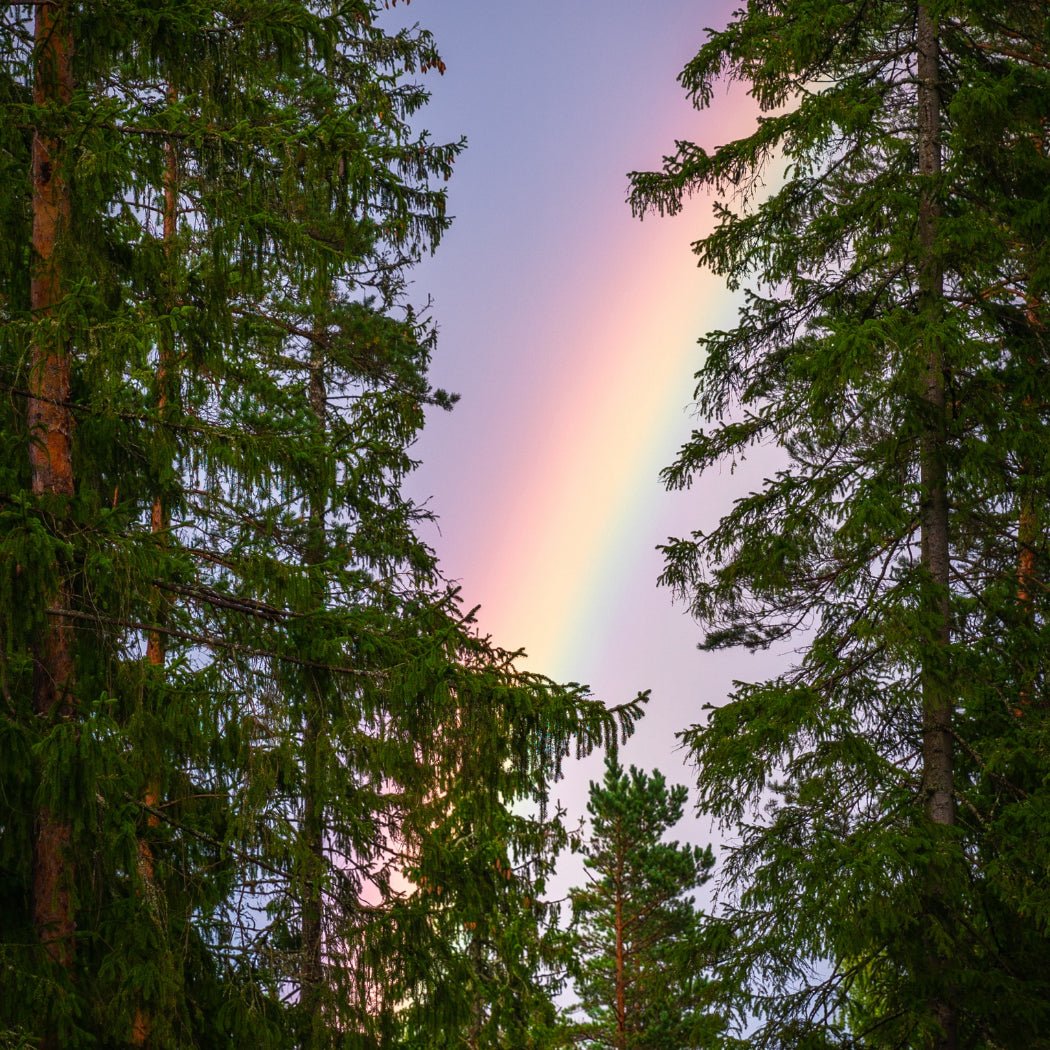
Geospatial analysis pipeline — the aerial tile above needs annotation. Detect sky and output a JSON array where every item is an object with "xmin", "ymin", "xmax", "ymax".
[{"xmin": 390, "ymin": 0, "xmax": 787, "ymax": 882}]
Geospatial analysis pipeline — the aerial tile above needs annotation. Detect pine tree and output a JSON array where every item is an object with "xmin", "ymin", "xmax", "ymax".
[
  {"xmin": 0, "ymin": 4, "xmax": 646, "ymax": 1046},
  {"xmin": 560, "ymin": 759, "xmax": 719, "ymax": 1050},
  {"xmin": 629, "ymin": 1, "xmax": 1050, "ymax": 1046}
]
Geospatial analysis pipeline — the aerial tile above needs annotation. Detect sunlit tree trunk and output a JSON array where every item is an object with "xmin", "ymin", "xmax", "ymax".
[{"xmin": 29, "ymin": 2, "xmax": 77, "ymax": 1022}]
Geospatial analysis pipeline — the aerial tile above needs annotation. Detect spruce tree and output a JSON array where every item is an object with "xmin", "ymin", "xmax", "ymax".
[
  {"xmin": 629, "ymin": 1, "xmax": 1050, "ymax": 1046},
  {"xmin": 0, "ymin": 4, "xmax": 645, "ymax": 1046},
  {"xmin": 560, "ymin": 759, "xmax": 719, "ymax": 1050}
]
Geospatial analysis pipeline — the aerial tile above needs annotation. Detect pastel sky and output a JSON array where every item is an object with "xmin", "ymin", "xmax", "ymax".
[{"xmin": 394, "ymin": 1, "xmax": 787, "ymax": 871}]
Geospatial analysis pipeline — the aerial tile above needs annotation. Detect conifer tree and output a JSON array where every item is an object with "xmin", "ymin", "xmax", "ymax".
[
  {"xmin": 0, "ymin": 4, "xmax": 645, "ymax": 1046},
  {"xmin": 630, "ymin": 1, "xmax": 1050, "ymax": 1046},
  {"xmin": 560, "ymin": 760, "xmax": 719, "ymax": 1050}
]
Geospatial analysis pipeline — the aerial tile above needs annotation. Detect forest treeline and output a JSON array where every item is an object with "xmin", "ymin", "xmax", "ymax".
[{"xmin": 1, "ymin": 1, "xmax": 1048, "ymax": 1049}]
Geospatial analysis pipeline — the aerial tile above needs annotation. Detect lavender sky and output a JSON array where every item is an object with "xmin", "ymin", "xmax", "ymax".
[{"xmin": 392, "ymin": 1, "xmax": 786, "ymax": 872}]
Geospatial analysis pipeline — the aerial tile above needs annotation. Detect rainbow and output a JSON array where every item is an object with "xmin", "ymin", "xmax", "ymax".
[{"xmin": 465, "ymin": 91, "xmax": 768, "ymax": 681}]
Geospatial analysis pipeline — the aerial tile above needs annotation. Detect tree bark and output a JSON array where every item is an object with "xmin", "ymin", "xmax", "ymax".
[
  {"xmin": 1014, "ymin": 288, "xmax": 1043, "ymax": 715},
  {"xmin": 300, "ymin": 342, "xmax": 327, "ymax": 1041},
  {"xmin": 614, "ymin": 828, "xmax": 627, "ymax": 1050},
  {"xmin": 917, "ymin": 5, "xmax": 957, "ymax": 1048},
  {"xmin": 29, "ymin": 0, "xmax": 77, "ymax": 1008},
  {"xmin": 131, "ymin": 121, "xmax": 179, "ymax": 1050},
  {"xmin": 1016, "ymin": 317, "xmax": 1041, "ymax": 713},
  {"xmin": 1016, "ymin": 478, "xmax": 1038, "ymax": 710}
]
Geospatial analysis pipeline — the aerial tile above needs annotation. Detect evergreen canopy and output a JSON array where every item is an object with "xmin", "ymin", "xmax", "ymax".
[
  {"xmin": 562, "ymin": 759, "xmax": 720, "ymax": 1050},
  {"xmin": 0, "ymin": 3, "xmax": 643, "ymax": 1047},
  {"xmin": 631, "ymin": 1, "xmax": 1050, "ymax": 1047}
]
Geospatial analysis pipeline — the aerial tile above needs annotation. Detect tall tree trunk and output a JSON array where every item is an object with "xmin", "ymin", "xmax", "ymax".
[
  {"xmin": 466, "ymin": 930, "xmax": 486, "ymax": 1048},
  {"xmin": 29, "ymin": 0, "xmax": 77, "ymax": 1014},
  {"xmin": 131, "ymin": 122, "xmax": 178, "ymax": 1049},
  {"xmin": 614, "ymin": 834, "xmax": 627, "ymax": 1050},
  {"xmin": 1016, "ymin": 280, "xmax": 1043, "ymax": 713},
  {"xmin": 1016, "ymin": 466, "xmax": 1038, "ymax": 708},
  {"xmin": 300, "ymin": 341, "xmax": 327, "ymax": 1041},
  {"xmin": 1016, "ymin": 88, "xmax": 1041, "ymax": 705},
  {"xmin": 916, "ymin": 6, "xmax": 957, "ymax": 1048}
]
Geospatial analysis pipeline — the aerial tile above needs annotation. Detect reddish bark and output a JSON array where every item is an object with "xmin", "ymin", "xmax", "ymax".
[
  {"xmin": 614, "ymin": 891, "xmax": 626, "ymax": 1050},
  {"xmin": 613, "ymin": 821, "xmax": 627, "ymax": 1050},
  {"xmin": 29, "ymin": 0, "xmax": 77, "ymax": 992},
  {"xmin": 1015, "ymin": 294, "xmax": 1043, "ymax": 716},
  {"xmin": 1016, "ymin": 436, "xmax": 1038, "ymax": 716},
  {"xmin": 131, "ymin": 120, "xmax": 179, "ymax": 1050}
]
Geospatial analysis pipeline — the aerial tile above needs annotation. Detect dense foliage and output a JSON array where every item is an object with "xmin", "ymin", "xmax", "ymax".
[
  {"xmin": 6, "ymin": 1, "xmax": 1047, "ymax": 1045},
  {"xmin": 560, "ymin": 760, "xmax": 720, "ymax": 1050},
  {"xmin": 0, "ymin": 3, "xmax": 642, "ymax": 1047},
  {"xmin": 630, "ymin": 1, "xmax": 1050, "ymax": 1047}
]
